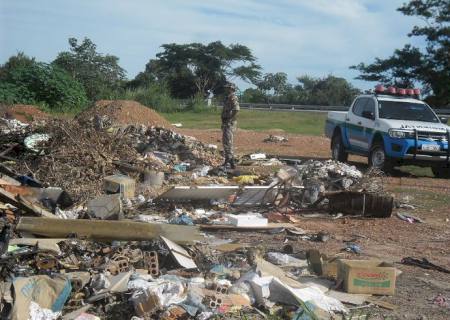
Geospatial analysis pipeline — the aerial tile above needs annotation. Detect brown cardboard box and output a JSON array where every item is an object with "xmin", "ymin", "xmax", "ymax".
[
  {"xmin": 337, "ymin": 259, "xmax": 397, "ymax": 295},
  {"xmin": 307, "ymin": 249, "xmax": 338, "ymax": 279},
  {"xmin": 104, "ymin": 175, "xmax": 135, "ymax": 199}
]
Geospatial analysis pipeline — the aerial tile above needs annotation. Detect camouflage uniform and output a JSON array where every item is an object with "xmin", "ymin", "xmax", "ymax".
[{"xmin": 221, "ymin": 85, "xmax": 240, "ymax": 167}]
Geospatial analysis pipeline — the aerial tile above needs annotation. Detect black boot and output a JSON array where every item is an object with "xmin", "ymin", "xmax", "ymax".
[{"xmin": 229, "ymin": 159, "xmax": 236, "ymax": 169}]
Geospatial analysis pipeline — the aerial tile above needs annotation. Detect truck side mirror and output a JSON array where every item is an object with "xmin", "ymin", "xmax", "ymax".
[
  {"xmin": 439, "ymin": 116, "xmax": 448, "ymax": 124},
  {"xmin": 362, "ymin": 111, "xmax": 375, "ymax": 120}
]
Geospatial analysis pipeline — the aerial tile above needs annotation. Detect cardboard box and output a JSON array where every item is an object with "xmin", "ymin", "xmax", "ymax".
[
  {"xmin": 307, "ymin": 249, "xmax": 338, "ymax": 279},
  {"xmin": 104, "ymin": 175, "xmax": 135, "ymax": 199},
  {"xmin": 337, "ymin": 259, "xmax": 397, "ymax": 295}
]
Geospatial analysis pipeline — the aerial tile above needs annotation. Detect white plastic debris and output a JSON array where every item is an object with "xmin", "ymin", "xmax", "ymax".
[
  {"xmin": 250, "ymin": 153, "xmax": 267, "ymax": 160},
  {"xmin": 55, "ymin": 207, "xmax": 81, "ymax": 219},
  {"xmin": 266, "ymin": 252, "xmax": 308, "ymax": 267},
  {"xmin": 29, "ymin": 301, "xmax": 61, "ymax": 320},
  {"xmin": 24, "ymin": 133, "xmax": 51, "ymax": 152},
  {"xmin": 0, "ymin": 118, "xmax": 29, "ymax": 134},
  {"xmin": 225, "ymin": 213, "xmax": 268, "ymax": 227}
]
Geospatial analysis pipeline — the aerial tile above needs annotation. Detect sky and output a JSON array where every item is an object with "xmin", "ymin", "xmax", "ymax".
[{"xmin": 0, "ymin": 0, "xmax": 423, "ymax": 90}]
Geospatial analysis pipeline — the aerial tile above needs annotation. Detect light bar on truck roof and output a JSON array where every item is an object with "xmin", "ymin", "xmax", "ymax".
[
  {"xmin": 387, "ymin": 86, "xmax": 396, "ymax": 94},
  {"xmin": 374, "ymin": 85, "xmax": 421, "ymax": 99},
  {"xmin": 397, "ymin": 88, "xmax": 406, "ymax": 95}
]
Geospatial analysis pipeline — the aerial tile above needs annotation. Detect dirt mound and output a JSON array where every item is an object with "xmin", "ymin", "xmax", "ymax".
[
  {"xmin": 0, "ymin": 104, "xmax": 50, "ymax": 123},
  {"xmin": 78, "ymin": 100, "xmax": 172, "ymax": 128}
]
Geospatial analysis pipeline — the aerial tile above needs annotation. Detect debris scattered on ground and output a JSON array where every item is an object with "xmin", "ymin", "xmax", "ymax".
[
  {"xmin": 396, "ymin": 212, "xmax": 424, "ymax": 223},
  {"xmin": 0, "ymin": 102, "xmax": 417, "ymax": 319},
  {"xmin": 401, "ymin": 257, "xmax": 450, "ymax": 274},
  {"xmin": 263, "ymin": 134, "xmax": 288, "ymax": 143}
]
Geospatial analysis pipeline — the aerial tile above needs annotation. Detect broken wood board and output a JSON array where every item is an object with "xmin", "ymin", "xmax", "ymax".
[
  {"xmin": 158, "ymin": 185, "xmax": 278, "ymax": 205},
  {"xmin": 366, "ymin": 297, "xmax": 396, "ymax": 310},
  {"xmin": 199, "ymin": 223, "xmax": 296, "ymax": 231},
  {"xmin": 161, "ymin": 236, "xmax": 197, "ymax": 269},
  {"xmin": 256, "ymin": 258, "xmax": 305, "ymax": 289},
  {"xmin": 17, "ymin": 217, "xmax": 202, "ymax": 244},
  {"xmin": 158, "ymin": 186, "xmax": 239, "ymax": 201},
  {"xmin": 0, "ymin": 187, "xmax": 56, "ymax": 218},
  {"xmin": 8, "ymin": 238, "xmax": 65, "ymax": 255},
  {"xmin": 327, "ymin": 290, "xmax": 371, "ymax": 306}
]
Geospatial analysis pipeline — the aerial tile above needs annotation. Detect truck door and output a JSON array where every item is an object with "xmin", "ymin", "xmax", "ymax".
[
  {"xmin": 347, "ymin": 98, "xmax": 368, "ymax": 151},
  {"xmin": 360, "ymin": 98, "xmax": 376, "ymax": 150}
]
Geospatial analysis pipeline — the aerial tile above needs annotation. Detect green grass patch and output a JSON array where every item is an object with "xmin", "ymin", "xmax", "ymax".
[
  {"xmin": 162, "ymin": 109, "xmax": 327, "ymax": 135},
  {"xmin": 391, "ymin": 186, "xmax": 450, "ymax": 210},
  {"xmin": 396, "ymin": 165, "xmax": 434, "ymax": 178}
]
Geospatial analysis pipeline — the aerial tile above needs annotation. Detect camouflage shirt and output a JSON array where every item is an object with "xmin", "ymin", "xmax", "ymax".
[{"xmin": 222, "ymin": 93, "xmax": 240, "ymax": 123}]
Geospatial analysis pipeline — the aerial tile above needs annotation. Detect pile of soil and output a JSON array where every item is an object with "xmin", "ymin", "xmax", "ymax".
[
  {"xmin": 0, "ymin": 104, "xmax": 50, "ymax": 123},
  {"xmin": 78, "ymin": 100, "xmax": 172, "ymax": 128}
]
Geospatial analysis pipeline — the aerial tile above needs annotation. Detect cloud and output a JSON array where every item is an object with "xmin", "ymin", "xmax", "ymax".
[{"xmin": 0, "ymin": 0, "xmax": 421, "ymax": 89}]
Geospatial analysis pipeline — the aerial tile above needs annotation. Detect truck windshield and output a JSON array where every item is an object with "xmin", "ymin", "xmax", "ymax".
[{"xmin": 378, "ymin": 101, "xmax": 439, "ymax": 123}]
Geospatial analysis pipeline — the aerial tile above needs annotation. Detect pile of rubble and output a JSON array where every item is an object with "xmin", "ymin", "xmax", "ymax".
[
  {"xmin": 0, "ymin": 104, "xmax": 405, "ymax": 319},
  {"xmin": 1, "ymin": 116, "xmax": 220, "ymax": 202},
  {"xmin": 77, "ymin": 100, "xmax": 173, "ymax": 128}
]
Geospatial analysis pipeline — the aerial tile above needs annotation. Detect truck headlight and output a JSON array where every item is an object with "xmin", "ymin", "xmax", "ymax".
[{"xmin": 388, "ymin": 129, "xmax": 415, "ymax": 139}]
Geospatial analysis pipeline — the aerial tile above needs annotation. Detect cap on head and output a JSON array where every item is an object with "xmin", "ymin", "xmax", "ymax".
[{"xmin": 224, "ymin": 82, "xmax": 236, "ymax": 91}]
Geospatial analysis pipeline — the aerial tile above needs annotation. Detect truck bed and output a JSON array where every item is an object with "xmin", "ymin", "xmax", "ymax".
[{"xmin": 325, "ymin": 111, "xmax": 347, "ymax": 138}]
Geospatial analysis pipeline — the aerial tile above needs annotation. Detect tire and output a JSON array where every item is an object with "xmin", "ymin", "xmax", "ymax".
[
  {"xmin": 432, "ymin": 166, "xmax": 450, "ymax": 179},
  {"xmin": 369, "ymin": 141, "xmax": 392, "ymax": 173},
  {"xmin": 331, "ymin": 132, "xmax": 348, "ymax": 162}
]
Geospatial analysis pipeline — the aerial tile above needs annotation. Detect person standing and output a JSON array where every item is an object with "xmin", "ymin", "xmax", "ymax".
[{"xmin": 221, "ymin": 82, "xmax": 240, "ymax": 168}]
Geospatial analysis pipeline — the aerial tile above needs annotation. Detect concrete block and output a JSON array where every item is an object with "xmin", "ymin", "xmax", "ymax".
[
  {"xmin": 87, "ymin": 194, "xmax": 122, "ymax": 220},
  {"xmin": 103, "ymin": 175, "xmax": 135, "ymax": 199}
]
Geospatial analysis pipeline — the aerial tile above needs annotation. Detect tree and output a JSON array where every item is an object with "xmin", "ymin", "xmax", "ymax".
[
  {"xmin": 53, "ymin": 37, "xmax": 126, "ymax": 100},
  {"xmin": 0, "ymin": 53, "xmax": 88, "ymax": 110},
  {"xmin": 255, "ymin": 72, "xmax": 289, "ymax": 102},
  {"xmin": 242, "ymin": 74, "xmax": 360, "ymax": 106},
  {"xmin": 351, "ymin": 0, "xmax": 450, "ymax": 107},
  {"xmin": 132, "ymin": 41, "xmax": 261, "ymax": 98}
]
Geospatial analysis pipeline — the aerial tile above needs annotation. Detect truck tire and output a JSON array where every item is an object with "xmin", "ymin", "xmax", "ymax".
[
  {"xmin": 369, "ymin": 141, "xmax": 392, "ymax": 173},
  {"xmin": 331, "ymin": 132, "xmax": 348, "ymax": 162},
  {"xmin": 432, "ymin": 166, "xmax": 450, "ymax": 179}
]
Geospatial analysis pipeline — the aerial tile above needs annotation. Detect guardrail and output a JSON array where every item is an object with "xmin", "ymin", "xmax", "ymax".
[{"xmin": 239, "ymin": 102, "xmax": 450, "ymax": 116}]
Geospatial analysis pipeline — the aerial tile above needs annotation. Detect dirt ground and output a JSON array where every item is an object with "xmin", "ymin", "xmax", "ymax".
[{"xmin": 181, "ymin": 128, "xmax": 450, "ymax": 319}]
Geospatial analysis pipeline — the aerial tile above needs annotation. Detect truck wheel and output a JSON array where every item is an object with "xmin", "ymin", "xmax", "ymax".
[
  {"xmin": 331, "ymin": 133, "xmax": 348, "ymax": 162},
  {"xmin": 432, "ymin": 166, "xmax": 450, "ymax": 179},
  {"xmin": 369, "ymin": 142, "xmax": 392, "ymax": 173}
]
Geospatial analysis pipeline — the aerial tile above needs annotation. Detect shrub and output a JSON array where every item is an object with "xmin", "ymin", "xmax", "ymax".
[
  {"xmin": 0, "ymin": 59, "xmax": 88, "ymax": 112},
  {"xmin": 122, "ymin": 83, "xmax": 182, "ymax": 112}
]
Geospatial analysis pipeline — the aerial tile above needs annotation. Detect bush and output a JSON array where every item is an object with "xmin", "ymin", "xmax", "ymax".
[
  {"xmin": 0, "ymin": 60, "xmax": 88, "ymax": 112},
  {"xmin": 186, "ymin": 94, "xmax": 216, "ymax": 113},
  {"xmin": 122, "ymin": 84, "xmax": 183, "ymax": 112}
]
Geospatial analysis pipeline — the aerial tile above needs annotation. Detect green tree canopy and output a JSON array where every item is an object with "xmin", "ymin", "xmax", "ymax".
[
  {"xmin": 53, "ymin": 37, "xmax": 126, "ymax": 101},
  {"xmin": 131, "ymin": 41, "xmax": 261, "ymax": 98},
  {"xmin": 242, "ymin": 74, "xmax": 360, "ymax": 106},
  {"xmin": 0, "ymin": 53, "xmax": 88, "ymax": 110},
  {"xmin": 351, "ymin": 0, "xmax": 450, "ymax": 107}
]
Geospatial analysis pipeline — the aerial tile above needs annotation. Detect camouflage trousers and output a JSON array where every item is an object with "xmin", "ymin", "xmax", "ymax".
[{"xmin": 222, "ymin": 121, "xmax": 236, "ymax": 162}]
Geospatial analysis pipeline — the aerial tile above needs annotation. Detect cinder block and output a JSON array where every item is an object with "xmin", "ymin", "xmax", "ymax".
[
  {"xmin": 87, "ymin": 194, "xmax": 123, "ymax": 220},
  {"xmin": 104, "ymin": 175, "xmax": 135, "ymax": 199}
]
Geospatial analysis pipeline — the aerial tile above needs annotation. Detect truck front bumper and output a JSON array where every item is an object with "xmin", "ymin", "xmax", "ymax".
[{"xmin": 385, "ymin": 132, "xmax": 450, "ymax": 165}]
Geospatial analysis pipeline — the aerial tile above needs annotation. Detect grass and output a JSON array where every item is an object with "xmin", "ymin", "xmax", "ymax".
[
  {"xmin": 162, "ymin": 109, "xmax": 327, "ymax": 135},
  {"xmin": 391, "ymin": 186, "xmax": 450, "ymax": 210}
]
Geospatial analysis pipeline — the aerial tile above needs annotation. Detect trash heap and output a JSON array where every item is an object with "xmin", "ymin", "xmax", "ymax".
[
  {"xmin": 6, "ymin": 118, "xmax": 220, "ymax": 202},
  {"xmin": 0, "ymin": 104, "xmax": 402, "ymax": 319}
]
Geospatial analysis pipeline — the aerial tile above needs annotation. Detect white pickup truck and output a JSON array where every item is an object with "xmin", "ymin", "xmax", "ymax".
[{"xmin": 325, "ymin": 86, "xmax": 450, "ymax": 178}]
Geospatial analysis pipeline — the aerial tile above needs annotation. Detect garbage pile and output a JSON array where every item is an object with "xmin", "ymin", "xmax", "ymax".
[
  {"xmin": 0, "ymin": 105, "xmax": 399, "ymax": 319},
  {"xmin": 4, "ymin": 118, "xmax": 220, "ymax": 202}
]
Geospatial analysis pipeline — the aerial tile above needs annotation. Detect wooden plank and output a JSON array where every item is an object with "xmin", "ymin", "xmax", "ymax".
[
  {"xmin": 17, "ymin": 217, "xmax": 202, "ymax": 244},
  {"xmin": 199, "ymin": 223, "xmax": 295, "ymax": 231},
  {"xmin": 0, "ymin": 187, "xmax": 55, "ymax": 218}
]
